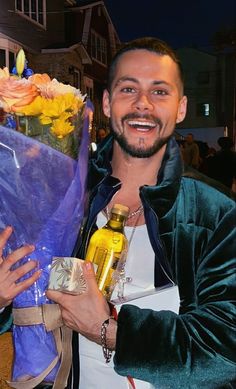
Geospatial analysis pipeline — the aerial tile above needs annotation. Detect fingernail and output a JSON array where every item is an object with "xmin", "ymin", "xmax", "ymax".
[{"xmin": 84, "ymin": 261, "xmax": 92, "ymax": 271}]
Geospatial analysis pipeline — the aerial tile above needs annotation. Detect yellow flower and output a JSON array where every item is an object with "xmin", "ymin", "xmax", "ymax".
[
  {"xmin": 41, "ymin": 94, "xmax": 76, "ymax": 117},
  {"xmin": 16, "ymin": 49, "xmax": 26, "ymax": 78},
  {"xmin": 39, "ymin": 93, "xmax": 82, "ymax": 124},
  {"xmin": 50, "ymin": 116, "xmax": 74, "ymax": 138},
  {"xmin": 18, "ymin": 95, "xmax": 45, "ymax": 116}
]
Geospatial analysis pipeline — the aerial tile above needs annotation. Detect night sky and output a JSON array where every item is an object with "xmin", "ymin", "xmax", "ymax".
[{"xmin": 104, "ymin": 0, "xmax": 235, "ymax": 51}]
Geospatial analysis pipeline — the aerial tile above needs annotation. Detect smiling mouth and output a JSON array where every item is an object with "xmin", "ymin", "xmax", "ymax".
[{"xmin": 126, "ymin": 119, "xmax": 157, "ymax": 132}]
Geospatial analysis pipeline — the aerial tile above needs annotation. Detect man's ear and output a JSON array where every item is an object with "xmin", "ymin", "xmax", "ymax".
[
  {"xmin": 176, "ymin": 95, "xmax": 187, "ymax": 124},
  {"xmin": 103, "ymin": 89, "xmax": 111, "ymax": 118}
]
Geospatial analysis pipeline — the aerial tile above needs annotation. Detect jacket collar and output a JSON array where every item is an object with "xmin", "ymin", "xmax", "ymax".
[{"xmin": 89, "ymin": 135, "xmax": 183, "ymax": 218}]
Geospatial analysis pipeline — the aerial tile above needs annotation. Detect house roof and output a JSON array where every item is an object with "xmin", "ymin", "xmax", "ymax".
[
  {"xmin": 41, "ymin": 42, "xmax": 92, "ymax": 64},
  {"xmin": 67, "ymin": 0, "xmax": 120, "ymax": 43},
  {"xmin": 75, "ymin": 0, "xmax": 103, "ymax": 6}
]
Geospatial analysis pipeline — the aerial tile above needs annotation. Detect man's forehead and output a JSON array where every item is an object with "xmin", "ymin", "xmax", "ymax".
[
  {"xmin": 113, "ymin": 51, "xmax": 182, "ymax": 89},
  {"xmin": 115, "ymin": 51, "xmax": 179, "ymax": 78}
]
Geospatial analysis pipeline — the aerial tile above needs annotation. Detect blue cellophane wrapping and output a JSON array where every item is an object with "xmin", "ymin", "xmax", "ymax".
[{"xmin": 0, "ymin": 106, "xmax": 89, "ymax": 382}]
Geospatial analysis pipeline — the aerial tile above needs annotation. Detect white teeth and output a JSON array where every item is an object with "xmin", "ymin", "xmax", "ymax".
[{"xmin": 127, "ymin": 120, "xmax": 156, "ymax": 128}]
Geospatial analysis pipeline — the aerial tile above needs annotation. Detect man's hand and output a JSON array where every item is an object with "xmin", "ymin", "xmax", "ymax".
[
  {"xmin": 47, "ymin": 261, "xmax": 117, "ymax": 349},
  {"xmin": 0, "ymin": 226, "xmax": 41, "ymax": 309}
]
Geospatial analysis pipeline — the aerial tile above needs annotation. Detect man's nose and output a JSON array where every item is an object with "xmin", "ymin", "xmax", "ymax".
[{"xmin": 132, "ymin": 92, "xmax": 153, "ymax": 111}]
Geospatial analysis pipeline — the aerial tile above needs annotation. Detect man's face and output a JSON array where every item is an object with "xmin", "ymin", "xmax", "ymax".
[{"xmin": 103, "ymin": 50, "xmax": 187, "ymax": 158}]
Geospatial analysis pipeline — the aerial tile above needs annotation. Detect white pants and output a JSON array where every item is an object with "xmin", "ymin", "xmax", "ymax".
[{"xmin": 79, "ymin": 286, "xmax": 180, "ymax": 389}]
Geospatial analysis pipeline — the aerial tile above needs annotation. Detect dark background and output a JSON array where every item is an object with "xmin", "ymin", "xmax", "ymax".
[{"xmin": 104, "ymin": 0, "xmax": 236, "ymax": 50}]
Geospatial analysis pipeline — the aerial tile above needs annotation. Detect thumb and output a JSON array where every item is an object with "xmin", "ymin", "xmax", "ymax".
[
  {"xmin": 82, "ymin": 261, "xmax": 99, "ymax": 292},
  {"xmin": 46, "ymin": 289, "xmax": 64, "ymax": 303}
]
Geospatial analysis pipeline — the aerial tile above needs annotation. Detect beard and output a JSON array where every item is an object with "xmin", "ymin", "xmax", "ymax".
[{"xmin": 109, "ymin": 114, "xmax": 172, "ymax": 158}]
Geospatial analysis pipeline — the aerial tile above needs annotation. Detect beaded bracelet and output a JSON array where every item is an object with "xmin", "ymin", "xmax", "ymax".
[{"xmin": 101, "ymin": 316, "xmax": 114, "ymax": 363}]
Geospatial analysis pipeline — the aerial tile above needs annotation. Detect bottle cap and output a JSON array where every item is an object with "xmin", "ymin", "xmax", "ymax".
[{"xmin": 112, "ymin": 204, "xmax": 130, "ymax": 218}]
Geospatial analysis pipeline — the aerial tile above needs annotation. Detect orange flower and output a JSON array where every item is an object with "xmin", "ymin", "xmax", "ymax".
[
  {"xmin": 0, "ymin": 77, "xmax": 39, "ymax": 113},
  {"xmin": 28, "ymin": 73, "xmax": 51, "ymax": 87}
]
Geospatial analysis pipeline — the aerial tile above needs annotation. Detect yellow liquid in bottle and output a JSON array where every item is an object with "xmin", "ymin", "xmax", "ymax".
[{"xmin": 85, "ymin": 218, "xmax": 128, "ymax": 300}]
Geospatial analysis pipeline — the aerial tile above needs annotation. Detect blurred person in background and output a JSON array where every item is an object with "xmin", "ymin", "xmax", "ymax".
[
  {"xmin": 97, "ymin": 126, "xmax": 108, "ymax": 143},
  {"xmin": 207, "ymin": 136, "xmax": 236, "ymax": 190},
  {"xmin": 182, "ymin": 132, "xmax": 200, "ymax": 169},
  {"xmin": 199, "ymin": 145, "xmax": 216, "ymax": 175}
]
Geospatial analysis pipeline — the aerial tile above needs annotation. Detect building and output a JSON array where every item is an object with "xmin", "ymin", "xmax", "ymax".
[
  {"xmin": 176, "ymin": 47, "xmax": 235, "ymax": 144},
  {"xmin": 0, "ymin": 0, "xmax": 120, "ymax": 135}
]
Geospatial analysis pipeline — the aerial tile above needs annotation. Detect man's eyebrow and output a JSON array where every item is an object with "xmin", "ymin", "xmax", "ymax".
[
  {"xmin": 114, "ymin": 76, "xmax": 138, "ymax": 87},
  {"xmin": 152, "ymin": 80, "xmax": 172, "ymax": 88},
  {"xmin": 114, "ymin": 77, "xmax": 172, "ymax": 88}
]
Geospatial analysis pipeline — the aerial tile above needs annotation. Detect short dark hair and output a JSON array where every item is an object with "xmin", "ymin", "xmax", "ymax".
[
  {"xmin": 107, "ymin": 37, "xmax": 184, "ymax": 93},
  {"xmin": 217, "ymin": 137, "xmax": 234, "ymax": 149}
]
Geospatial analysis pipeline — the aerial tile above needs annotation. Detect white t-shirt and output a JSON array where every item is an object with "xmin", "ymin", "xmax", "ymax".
[{"xmin": 78, "ymin": 212, "xmax": 179, "ymax": 389}]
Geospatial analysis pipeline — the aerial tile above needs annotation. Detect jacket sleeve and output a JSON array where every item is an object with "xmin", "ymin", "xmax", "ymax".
[{"xmin": 114, "ymin": 206, "xmax": 236, "ymax": 388}]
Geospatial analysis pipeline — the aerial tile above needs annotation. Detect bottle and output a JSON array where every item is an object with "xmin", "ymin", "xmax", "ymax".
[{"xmin": 85, "ymin": 203, "xmax": 129, "ymax": 300}]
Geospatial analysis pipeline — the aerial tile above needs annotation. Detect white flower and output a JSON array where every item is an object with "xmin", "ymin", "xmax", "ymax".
[{"xmin": 38, "ymin": 79, "xmax": 86, "ymax": 100}]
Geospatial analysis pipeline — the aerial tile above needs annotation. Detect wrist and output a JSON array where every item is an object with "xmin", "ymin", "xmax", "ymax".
[
  {"xmin": 100, "ymin": 315, "xmax": 117, "ymax": 363},
  {"xmin": 105, "ymin": 316, "xmax": 117, "ymax": 350}
]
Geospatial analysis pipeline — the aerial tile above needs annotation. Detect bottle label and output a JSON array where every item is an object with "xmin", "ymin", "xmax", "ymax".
[{"xmin": 93, "ymin": 247, "xmax": 127, "ymax": 300}]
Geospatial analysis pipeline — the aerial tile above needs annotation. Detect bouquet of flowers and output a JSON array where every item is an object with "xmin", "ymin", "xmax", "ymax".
[
  {"xmin": 0, "ymin": 49, "xmax": 85, "ymax": 158},
  {"xmin": 0, "ymin": 50, "xmax": 90, "ymax": 388}
]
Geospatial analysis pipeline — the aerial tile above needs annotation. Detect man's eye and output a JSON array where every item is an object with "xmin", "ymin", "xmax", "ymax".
[
  {"xmin": 153, "ymin": 90, "xmax": 168, "ymax": 95},
  {"xmin": 121, "ymin": 87, "xmax": 135, "ymax": 93}
]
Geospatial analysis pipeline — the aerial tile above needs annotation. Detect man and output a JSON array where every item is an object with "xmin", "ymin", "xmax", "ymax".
[
  {"xmin": 1, "ymin": 38, "xmax": 235, "ymax": 388},
  {"xmin": 48, "ymin": 37, "xmax": 235, "ymax": 388},
  {"xmin": 183, "ymin": 133, "xmax": 200, "ymax": 169}
]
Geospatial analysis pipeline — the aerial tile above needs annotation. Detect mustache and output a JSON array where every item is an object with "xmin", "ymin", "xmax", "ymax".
[{"xmin": 121, "ymin": 113, "xmax": 163, "ymax": 128}]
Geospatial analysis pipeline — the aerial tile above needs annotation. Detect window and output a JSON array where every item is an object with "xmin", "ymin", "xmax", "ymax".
[
  {"xmin": 90, "ymin": 31, "xmax": 107, "ymax": 65},
  {"xmin": 15, "ymin": 0, "xmax": 46, "ymax": 27},
  {"xmin": 84, "ymin": 76, "xmax": 94, "ymax": 100},
  {"xmin": 73, "ymin": 69, "xmax": 81, "ymax": 89},
  {"xmin": 0, "ymin": 38, "xmax": 20, "ymax": 69},
  {"xmin": 9, "ymin": 51, "xmax": 15, "ymax": 70},
  {"xmin": 197, "ymin": 71, "xmax": 210, "ymax": 84},
  {"xmin": 0, "ymin": 49, "xmax": 16, "ymax": 69},
  {"xmin": 197, "ymin": 103, "xmax": 210, "ymax": 117},
  {"xmin": 0, "ymin": 50, "xmax": 5, "ymax": 68}
]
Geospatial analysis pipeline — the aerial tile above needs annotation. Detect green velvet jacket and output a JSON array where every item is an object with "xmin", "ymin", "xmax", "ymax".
[
  {"xmin": 77, "ymin": 135, "xmax": 236, "ymax": 389},
  {"xmin": 1, "ymin": 136, "xmax": 235, "ymax": 389}
]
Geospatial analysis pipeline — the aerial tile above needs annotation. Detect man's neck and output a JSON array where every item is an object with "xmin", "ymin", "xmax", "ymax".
[
  {"xmin": 107, "ymin": 142, "xmax": 167, "ymax": 226},
  {"xmin": 111, "ymin": 142, "xmax": 166, "ymax": 189}
]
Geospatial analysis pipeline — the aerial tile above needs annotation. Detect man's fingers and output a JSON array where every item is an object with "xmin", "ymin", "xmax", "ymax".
[
  {"xmin": 13, "ymin": 269, "xmax": 42, "ymax": 297},
  {"xmin": 46, "ymin": 289, "xmax": 65, "ymax": 303},
  {"xmin": 8, "ymin": 260, "xmax": 39, "ymax": 284},
  {"xmin": 82, "ymin": 261, "xmax": 100, "ymax": 292},
  {"xmin": 0, "ymin": 226, "xmax": 13, "ymax": 257},
  {"xmin": 82, "ymin": 261, "xmax": 96, "ymax": 277},
  {"xmin": 0, "ymin": 269, "xmax": 42, "ymax": 305},
  {"xmin": 0, "ymin": 226, "xmax": 13, "ymax": 244},
  {"xmin": 2, "ymin": 244, "xmax": 35, "ymax": 271}
]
